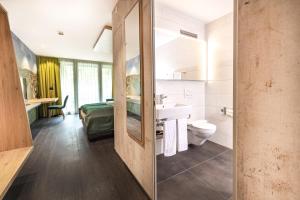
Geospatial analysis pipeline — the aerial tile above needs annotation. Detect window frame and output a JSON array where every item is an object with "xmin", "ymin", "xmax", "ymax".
[{"xmin": 59, "ymin": 58, "xmax": 113, "ymax": 114}]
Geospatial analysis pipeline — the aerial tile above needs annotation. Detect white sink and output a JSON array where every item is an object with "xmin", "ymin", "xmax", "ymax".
[
  {"xmin": 156, "ymin": 103, "xmax": 192, "ymax": 120},
  {"xmin": 156, "ymin": 103, "xmax": 176, "ymax": 109}
]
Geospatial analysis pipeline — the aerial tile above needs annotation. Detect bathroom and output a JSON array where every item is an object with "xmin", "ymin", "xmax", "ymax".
[{"xmin": 154, "ymin": 1, "xmax": 234, "ymax": 199}]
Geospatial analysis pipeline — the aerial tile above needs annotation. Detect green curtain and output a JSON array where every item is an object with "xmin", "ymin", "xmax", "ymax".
[{"xmin": 38, "ymin": 56, "xmax": 62, "ymax": 117}]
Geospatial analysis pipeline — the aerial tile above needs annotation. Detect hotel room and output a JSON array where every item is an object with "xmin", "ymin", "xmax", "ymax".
[
  {"xmin": 0, "ymin": 0, "xmax": 147, "ymax": 199},
  {"xmin": 0, "ymin": 0, "xmax": 299, "ymax": 200},
  {"xmin": 6, "ymin": 2, "xmax": 114, "ymax": 141}
]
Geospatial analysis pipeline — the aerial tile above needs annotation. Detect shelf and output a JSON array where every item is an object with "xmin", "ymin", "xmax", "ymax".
[{"xmin": 0, "ymin": 147, "xmax": 33, "ymax": 199}]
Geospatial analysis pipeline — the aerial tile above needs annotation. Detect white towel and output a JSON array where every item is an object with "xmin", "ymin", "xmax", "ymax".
[
  {"xmin": 163, "ymin": 120, "xmax": 177, "ymax": 157},
  {"xmin": 177, "ymin": 118, "xmax": 188, "ymax": 152}
]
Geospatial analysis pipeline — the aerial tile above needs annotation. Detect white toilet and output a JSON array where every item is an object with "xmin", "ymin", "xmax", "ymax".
[{"xmin": 187, "ymin": 120, "xmax": 216, "ymax": 146}]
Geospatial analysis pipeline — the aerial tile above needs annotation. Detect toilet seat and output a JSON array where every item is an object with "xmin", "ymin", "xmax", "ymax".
[
  {"xmin": 188, "ymin": 120, "xmax": 207, "ymax": 126},
  {"xmin": 187, "ymin": 120, "xmax": 216, "ymax": 146},
  {"xmin": 188, "ymin": 120, "xmax": 216, "ymax": 131}
]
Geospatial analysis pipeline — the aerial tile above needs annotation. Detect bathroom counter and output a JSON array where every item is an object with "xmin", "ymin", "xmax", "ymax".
[{"xmin": 0, "ymin": 147, "xmax": 33, "ymax": 199}]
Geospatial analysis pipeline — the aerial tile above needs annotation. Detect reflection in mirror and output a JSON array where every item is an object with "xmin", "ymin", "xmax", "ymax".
[
  {"xmin": 19, "ymin": 69, "xmax": 38, "ymax": 100},
  {"xmin": 22, "ymin": 78, "xmax": 28, "ymax": 99},
  {"xmin": 125, "ymin": 1, "xmax": 144, "ymax": 145},
  {"xmin": 154, "ymin": 28, "xmax": 207, "ymax": 81}
]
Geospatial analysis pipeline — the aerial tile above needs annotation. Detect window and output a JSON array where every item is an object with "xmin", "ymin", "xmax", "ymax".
[
  {"xmin": 102, "ymin": 64, "xmax": 113, "ymax": 101},
  {"xmin": 60, "ymin": 60, "xmax": 113, "ymax": 113},
  {"xmin": 60, "ymin": 60, "xmax": 75, "ymax": 114},
  {"xmin": 77, "ymin": 62, "xmax": 100, "ymax": 107}
]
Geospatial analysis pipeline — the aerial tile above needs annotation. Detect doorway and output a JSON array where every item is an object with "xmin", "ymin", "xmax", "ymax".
[{"xmin": 153, "ymin": 1, "xmax": 234, "ymax": 199}]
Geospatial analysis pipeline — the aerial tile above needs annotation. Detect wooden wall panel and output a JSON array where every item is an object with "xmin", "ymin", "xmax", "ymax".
[
  {"xmin": 112, "ymin": 0, "xmax": 155, "ymax": 198},
  {"xmin": 236, "ymin": 0, "xmax": 300, "ymax": 199},
  {"xmin": 0, "ymin": 4, "xmax": 32, "ymax": 152}
]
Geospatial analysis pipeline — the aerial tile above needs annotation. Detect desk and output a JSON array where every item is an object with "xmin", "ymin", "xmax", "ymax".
[
  {"xmin": 25, "ymin": 98, "xmax": 59, "ymax": 120},
  {"xmin": 0, "ymin": 147, "xmax": 33, "ymax": 199},
  {"xmin": 27, "ymin": 98, "xmax": 59, "ymax": 104},
  {"xmin": 25, "ymin": 102, "xmax": 41, "ymax": 112}
]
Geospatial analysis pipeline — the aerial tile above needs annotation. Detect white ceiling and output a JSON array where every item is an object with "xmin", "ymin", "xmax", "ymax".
[
  {"xmin": 0, "ymin": 0, "xmax": 117, "ymax": 62},
  {"xmin": 156, "ymin": 0, "xmax": 233, "ymax": 23},
  {"xmin": 1, "ymin": 0, "xmax": 232, "ymax": 62}
]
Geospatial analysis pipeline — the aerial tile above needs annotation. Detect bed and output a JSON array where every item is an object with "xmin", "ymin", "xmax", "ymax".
[
  {"xmin": 126, "ymin": 95, "xmax": 141, "ymax": 118},
  {"xmin": 79, "ymin": 102, "xmax": 114, "ymax": 140}
]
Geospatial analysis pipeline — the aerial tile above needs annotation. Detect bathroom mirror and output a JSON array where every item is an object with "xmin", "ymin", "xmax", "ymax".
[
  {"xmin": 125, "ymin": 1, "xmax": 144, "ymax": 146},
  {"xmin": 154, "ymin": 28, "xmax": 207, "ymax": 81}
]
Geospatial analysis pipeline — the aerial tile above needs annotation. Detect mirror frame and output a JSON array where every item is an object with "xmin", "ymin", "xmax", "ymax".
[{"xmin": 124, "ymin": 0, "xmax": 145, "ymax": 147}]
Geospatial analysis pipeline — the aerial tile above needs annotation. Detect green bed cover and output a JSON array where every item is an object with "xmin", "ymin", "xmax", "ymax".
[
  {"xmin": 80, "ymin": 103, "xmax": 114, "ymax": 139},
  {"xmin": 81, "ymin": 103, "xmax": 111, "ymax": 115}
]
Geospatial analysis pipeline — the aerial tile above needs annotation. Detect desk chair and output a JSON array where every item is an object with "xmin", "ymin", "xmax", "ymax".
[{"xmin": 48, "ymin": 95, "xmax": 69, "ymax": 119}]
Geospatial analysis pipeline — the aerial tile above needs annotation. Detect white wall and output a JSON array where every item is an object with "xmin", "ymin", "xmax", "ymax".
[
  {"xmin": 156, "ymin": 80, "xmax": 205, "ymax": 122},
  {"xmin": 155, "ymin": 2, "xmax": 206, "ymax": 40},
  {"xmin": 205, "ymin": 13, "xmax": 233, "ymax": 149}
]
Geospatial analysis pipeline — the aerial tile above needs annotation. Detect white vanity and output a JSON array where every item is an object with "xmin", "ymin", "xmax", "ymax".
[{"xmin": 156, "ymin": 103, "xmax": 192, "ymax": 155}]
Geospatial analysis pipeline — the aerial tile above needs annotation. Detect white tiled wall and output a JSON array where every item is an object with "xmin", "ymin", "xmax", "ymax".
[
  {"xmin": 205, "ymin": 13, "xmax": 233, "ymax": 149},
  {"xmin": 156, "ymin": 80, "xmax": 205, "ymax": 122}
]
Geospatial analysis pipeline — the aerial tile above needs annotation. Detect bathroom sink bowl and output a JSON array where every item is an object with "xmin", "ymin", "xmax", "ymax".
[
  {"xmin": 156, "ymin": 103, "xmax": 192, "ymax": 120},
  {"xmin": 156, "ymin": 103, "xmax": 176, "ymax": 109}
]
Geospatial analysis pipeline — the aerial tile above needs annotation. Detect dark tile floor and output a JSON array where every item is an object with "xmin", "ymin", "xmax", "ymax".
[
  {"xmin": 4, "ymin": 115, "xmax": 149, "ymax": 200},
  {"xmin": 157, "ymin": 142, "xmax": 233, "ymax": 200}
]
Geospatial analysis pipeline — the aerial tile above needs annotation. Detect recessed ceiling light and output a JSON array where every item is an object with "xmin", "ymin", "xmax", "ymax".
[{"xmin": 58, "ymin": 31, "xmax": 64, "ymax": 36}]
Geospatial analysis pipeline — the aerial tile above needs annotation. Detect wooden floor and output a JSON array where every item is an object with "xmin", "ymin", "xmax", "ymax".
[
  {"xmin": 4, "ymin": 115, "xmax": 149, "ymax": 200},
  {"xmin": 157, "ymin": 142, "xmax": 233, "ymax": 200}
]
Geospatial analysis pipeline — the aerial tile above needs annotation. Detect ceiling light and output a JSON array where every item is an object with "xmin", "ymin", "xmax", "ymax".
[
  {"xmin": 93, "ymin": 25, "xmax": 112, "ymax": 52},
  {"xmin": 58, "ymin": 31, "xmax": 64, "ymax": 36}
]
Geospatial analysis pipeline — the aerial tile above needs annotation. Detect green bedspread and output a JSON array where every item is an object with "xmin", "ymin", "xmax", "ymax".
[
  {"xmin": 80, "ymin": 103, "xmax": 108, "ymax": 114},
  {"xmin": 80, "ymin": 103, "xmax": 114, "ymax": 140}
]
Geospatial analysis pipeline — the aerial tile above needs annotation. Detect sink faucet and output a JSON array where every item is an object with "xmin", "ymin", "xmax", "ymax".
[{"xmin": 157, "ymin": 94, "xmax": 167, "ymax": 104}]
